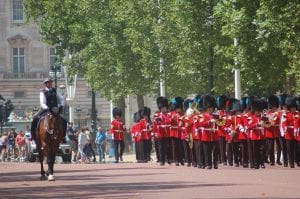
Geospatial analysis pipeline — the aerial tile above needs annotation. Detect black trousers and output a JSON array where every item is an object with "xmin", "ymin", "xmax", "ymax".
[
  {"xmin": 154, "ymin": 140, "xmax": 160, "ymax": 162},
  {"xmin": 159, "ymin": 138, "xmax": 168, "ymax": 164},
  {"xmin": 135, "ymin": 141, "xmax": 144, "ymax": 162},
  {"xmin": 247, "ymin": 139, "xmax": 254, "ymax": 167},
  {"xmin": 219, "ymin": 136, "xmax": 227, "ymax": 164},
  {"xmin": 265, "ymin": 138, "xmax": 275, "ymax": 164},
  {"xmin": 275, "ymin": 137, "xmax": 282, "ymax": 163},
  {"xmin": 286, "ymin": 139, "xmax": 296, "ymax": 167},
  {"xmin": 114, "ymin": 140, "xmax": 125, "ymax": 162},
  {"xmin": 238, "ymin": 140, "xmax": 248, "ymax": 166},
  {"xmin": 227, "ymin": 141, "xmax": 240, "ymax": 165},
  {"xmin": 172, "ymin": 137, "xmax": 183, "ymax": 164},
  {"xmin": 182, "ymin": 140, "xmax": 192, "ymax": 164},
  {"xmin": 142, "ymin": 139, "xmax": 152, "ymax": 162},
  {"xmin": 203, "ymin": 141, "xmax": 219, "ymax": 167},
  {"xmin": 279, "ymin": 137, "xmax": 288, "ymax": 165},
  {"xmin": 193, "ymin": 140, "xmax": 204, "ymax": 167},
  {"xmin": 252, "ymin": 140, "xmax": 266, "ymax": 167}
]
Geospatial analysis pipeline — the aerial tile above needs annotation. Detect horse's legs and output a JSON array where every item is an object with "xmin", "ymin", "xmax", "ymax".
[
  {"xmin": 38, "ymin": 150, "xmax": 46, "ymax": 180},
  {"xmin": 46, "ymin": 151, "xmax": 56, "ymax": 181}
]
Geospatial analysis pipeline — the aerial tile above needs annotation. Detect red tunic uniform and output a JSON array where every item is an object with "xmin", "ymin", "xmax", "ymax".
[
  {"xmin": 281, "ymin": 111, "xmax": 298, "ymax": 140},
  {"xmin": 110, "ymin": 119, "xmax": 126, "ymax": 141},
  {"xmin": 139, "ymin": 118, "xmax": 152, "ymax": 141},
  {"xmin": 131, "ymin": 123, "xmax": 141, "ymax": 143},
  {"xmin": 247, "ymin": 114, "xmax": 265, "ymax": 141},
  {"xmin": 152, "ymin": 112, "xmax": 170, "ymax": 139},
  {"xmin": 191, "ymin": 114, "xmax": 202, "ymax": 140},
  {"xmin": 180, "ymin": 115, "xmax": 191, "ymax": 141},
  {"xmin": 198, "ymin": 112, "xmax": 219, "ymax": 142},
  {"xmin": 169, "ymin": 111, "xmax": 184, "ymax": 139},
  {"xmin": 264, "ymin": 111, "xmax": 281, "ymax": 139},
  {"xmin": 216, "ymin": 110, "xmax": 227, "ymax": 137},
  {"xmin": 225, "ymin": 115, "xmax": 241, "ymax": 143}
]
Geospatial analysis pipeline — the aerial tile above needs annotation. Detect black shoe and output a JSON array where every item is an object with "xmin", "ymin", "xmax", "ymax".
[
  {"xmin": 207, "ymin": 166, "xmax": 212, "ymax": 169},
  {"xmin": 160, "ymin": 162, "xmax": 165, "ymax": 166},
  {"xmin": 115, "ymin": 160, "xmax": 119, "ymax": 163},
  {"xmin": 120, "ymin": 156, "xmax": 123, "ymax": 161},
  {"xmin": 180, "ymin": 161, "xmax": 185, "ymax": 166},
  {"xmin": 296, "ymin": 162, "xmax": 300, "ymax": 167},
  {"xmin": 261, "ymin": 164, "xmax": 265, "ymax": 169},
  {"xmin": 284, "ymin": 163, "xmax": 288, "ymax": 167},
  {"xmin": 270, "ymin": 162, "xmax": 275, "ymax": 166},
  {"xmin": 214, "ymin": 164, "xmax": 218, "ymax": 169},
  {"xmin": 187, "ymin": 163, "xmax": 191, "ymax": 167},
  {"xmin": 250, "ymin": 164, "xmax": 255, "ymax": 169},
  {"xmin": 168, "ymin": 161, "xmax": 172, "ymax": 165},
  {"xmin": 175, "ymin": 162, "xmax": 179, "ymax": 166},
  {"xmin": 235, "ymin": 164, "xmax": 239, "ymax": 167},
  {"xmin": 277, "ymin": 161, "xmax": 282, "ymax": 165},
  {"xmin": 255, "ymin": 165, "xmax": 259, "ymax": 169},
  {"xmin": 229, "ymin": 163, "xmax": 233, "ymax": 166},
  {"xmin": 290, "ymin": 164, "xmax": 295, "ymax": 168},
  {"xmin": 243, "ymin": 164, "xmax": 248, "ymax": 168}
]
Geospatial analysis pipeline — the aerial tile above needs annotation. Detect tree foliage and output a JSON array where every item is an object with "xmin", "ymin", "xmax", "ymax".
[{"xmin": 24, "ymin": 0, "xmax": 300, "ymax": 100}]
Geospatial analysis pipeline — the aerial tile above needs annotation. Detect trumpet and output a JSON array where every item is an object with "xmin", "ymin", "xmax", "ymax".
[{"xmin": 212, "ymin": 109, "xmax": 226, "ymax": 127}]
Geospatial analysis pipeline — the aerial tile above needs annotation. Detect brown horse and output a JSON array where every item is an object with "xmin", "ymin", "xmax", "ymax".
[{"xmin": 36, "ymin": 109, "xmax": 64, "ymax": 181}]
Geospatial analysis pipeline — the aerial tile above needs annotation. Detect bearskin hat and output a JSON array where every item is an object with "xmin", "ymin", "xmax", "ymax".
[
  {"xmin": 285, "ymin": 96, "xmax": 298, "ymax": 110},
  {"xmin": 112, "ymin": 107, "xmax": 122, "ymax": 119},
  {"xmin": 279, "ymin": 94, "xmax": 288, "ymax": 106},
  {"xmin": 229, "ymin": 98, "xmax": 240, "ymax": 112},
  {"xmin": 133, "ymin": 111, "xmax": 141, "ymax": 123},
  {"xmin": 251, "ymin": 99, "xmax": 263, "ymax": 112},
  {"xmin": 183, "ymin": 99, "xmax": 193, "ymax": 112},
  {"xmin": 268, "ymin": 95, "xmax": 279, "ymax": 109},
  {"xmin": 141, "ymin": 106, "xmax": 151, "ymax": 118},
  {"xmin": 170, "ymin": 96, "xmax": 184, "ymax": 111},
  {"xmin": 156, "ymin": 96, "xmax": 169, "ymax": 110},
  {"xmin": 202, "ymin": 94, "xmax": 216, "ymax": 110},
  {"xmin": 216, "ymin": 95, "xmax": 228, "ymax": 110},
  {"xmin": 261, "ymin": 98, "xmax": 268, "ymax": 110},
  {"xmin": 240, "ymin": 96, "xmax": 257, "ymax": 111}
]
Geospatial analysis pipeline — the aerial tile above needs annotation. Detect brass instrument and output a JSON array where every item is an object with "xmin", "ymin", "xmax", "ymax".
[
  {"xmin": 261, "ymin": 109, "xmax": 276, "ymax": 128},
  {"xmin": 212, "ymin": 109, "xmax": 226, "ymax": 127}
]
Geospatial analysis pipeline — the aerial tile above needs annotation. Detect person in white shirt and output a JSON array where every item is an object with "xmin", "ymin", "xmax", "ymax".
[
  {"xmin": 77, "ymin": 127, "xmax": 89, "ymax": 163},
  {"xmin": 30, "ymin": 78, "xmax": 67, "ymax": 142}
]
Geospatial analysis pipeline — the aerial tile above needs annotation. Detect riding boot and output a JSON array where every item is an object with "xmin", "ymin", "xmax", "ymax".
[{"xmin": 30, "ymin": 117, "xmax": 38, "ymax": 142}]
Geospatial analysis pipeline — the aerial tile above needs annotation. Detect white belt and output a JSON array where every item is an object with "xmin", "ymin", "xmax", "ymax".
[
  {"xmin": 160, "ymin": 125, "xmax": 170, "ymax": 128},
  {"xmin": 170, "ymin": 126, "xmax": 178, "ymax": 129},
  {"xmin": 114, "ymin": 130, "xmax": 124, "ymax": 132},
  {"xmin": 287, "ymin": 126, "xmax": 294, "ymax": 129}
]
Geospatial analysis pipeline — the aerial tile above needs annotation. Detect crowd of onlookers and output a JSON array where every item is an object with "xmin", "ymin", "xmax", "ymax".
[
  {"xmin": 0, "ymin": 127, "xmax": 30, "ymax": 162},
  {"xmin": 0, "ymin": 123, "xmax": 116, "ymax": 164}
]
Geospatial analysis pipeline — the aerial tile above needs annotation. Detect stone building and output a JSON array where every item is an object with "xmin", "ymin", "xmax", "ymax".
[{"xmin": 0, "ymin": 0, "xmax": 157, "ymax": 132}]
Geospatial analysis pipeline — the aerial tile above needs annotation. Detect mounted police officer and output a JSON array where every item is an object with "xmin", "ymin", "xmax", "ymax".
[{"xmin": 30, "ymin": 78, "xmax": 67, "ymax": 142}]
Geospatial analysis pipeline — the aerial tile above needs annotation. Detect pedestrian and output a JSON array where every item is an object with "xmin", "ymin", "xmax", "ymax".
[
  {"xmin": 15, "ymin": 131, "xmax": 26, "ymax": 162},
  {"xmin": 77, "ymin": 127, "xmax": 89, "ymax": 163},
  {"xmin": 85, "ymin": 127, "xmax": 96, "ymax": 163},
  {"xmin": 95, "ymin": 126, "xmax": 107, "ymax": 163}
]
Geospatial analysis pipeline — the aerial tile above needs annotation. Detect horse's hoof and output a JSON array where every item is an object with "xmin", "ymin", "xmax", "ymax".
[
  {"xmin": 40, "ymin": 175, "xmax": 47, "ymax": 181},
  {"xmin": 48, "ymin": 174, "xmax": 55, "ymax": 181}
]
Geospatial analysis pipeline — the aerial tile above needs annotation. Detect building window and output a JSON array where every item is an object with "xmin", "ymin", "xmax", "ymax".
[
  {"xmin": 14, "ymin": 91, "xmax": 25, "ymax": 98},
  {"xmin": 13, "ymin": 48, "xmax": 25, "ymax": 73},
  {"xmin": 50, "ymin": 48, "xmax": 56, "ymax": 67},
  {"xmin": 12, "ymin": 0, "xmax": 24, "ymax": 23}
]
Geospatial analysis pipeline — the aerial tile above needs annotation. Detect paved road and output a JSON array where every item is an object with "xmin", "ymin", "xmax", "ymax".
[{"xmin": 0, "ymin": 155, "xmax": 300, "ymax": 199}]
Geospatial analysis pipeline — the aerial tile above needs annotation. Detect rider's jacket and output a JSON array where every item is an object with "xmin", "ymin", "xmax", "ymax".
[{"xmin": 42, "ymin": 88, "xmax": 58, "ymax": 109}]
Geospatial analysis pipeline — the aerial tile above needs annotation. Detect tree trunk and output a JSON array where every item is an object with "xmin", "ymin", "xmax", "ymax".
[{"xmin": 136, "ymin": 95, "xmax": 144, "ymax": 110}]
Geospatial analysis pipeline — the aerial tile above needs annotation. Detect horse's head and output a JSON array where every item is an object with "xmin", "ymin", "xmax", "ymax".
[{"xmin": 43, "ymin": 108, "xmax": 63, "ymax": 142}]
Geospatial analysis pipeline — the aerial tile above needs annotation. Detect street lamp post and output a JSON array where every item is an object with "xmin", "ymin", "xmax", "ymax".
[
  {"xmin": 49, "ymin": 63, "xmax": 62, "ymax": 89},
  {"xmin": 75, "ymin": 107, "xmax": 82, "ymax": 128}
]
